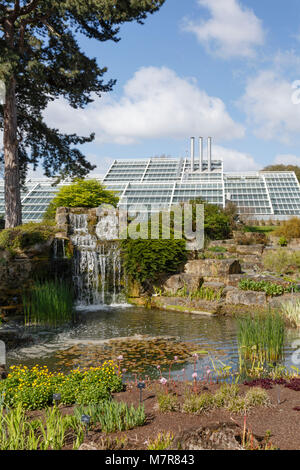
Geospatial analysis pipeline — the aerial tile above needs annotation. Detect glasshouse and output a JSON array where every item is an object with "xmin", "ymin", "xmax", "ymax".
[{"xmin": 1, "ymin": 138, "xmax": 300, "ymax": 221}]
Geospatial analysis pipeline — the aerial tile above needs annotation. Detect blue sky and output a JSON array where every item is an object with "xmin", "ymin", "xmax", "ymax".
[{"xmin": 42, "ymin": 0, "xmax": 300, "ymax": 175}]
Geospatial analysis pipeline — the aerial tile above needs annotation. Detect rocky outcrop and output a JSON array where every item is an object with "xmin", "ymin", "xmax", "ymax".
[
  {"xmin": 163, "ymin": 273, "xmax": 203, "ymax": 295},
  {"xmin": 184, "ymin": 259, "xmax": 241, "ymax": 278},
  {"xmin": 226, "ymin": 288, "xmax": 267, "ymax": 306},
  {"xmin": 236, "ymin": 244, "xmax": 264, "ymax": 256},
  {"xmin": 174, "ymin": 422, "xmax": 244, "ymax": 450}
]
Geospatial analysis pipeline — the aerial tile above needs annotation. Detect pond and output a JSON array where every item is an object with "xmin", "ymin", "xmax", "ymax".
[{"xmin": 7, "ymin": 305, "xmax": 300, "ymax": 381}]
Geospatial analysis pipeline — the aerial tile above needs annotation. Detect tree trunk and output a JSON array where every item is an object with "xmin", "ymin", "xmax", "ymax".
[{"xmin": 3, "ymin": 76, "xmax": 22, "ymax": 228}]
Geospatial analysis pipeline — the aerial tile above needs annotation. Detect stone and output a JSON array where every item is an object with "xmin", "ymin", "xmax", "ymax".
[
  {"xmin": 173, "ymin": 423, "xmax": 244, "ymax": 450},
  {"xmin": 78, "ymin": 442, "xmax": 98, "ymax": 450},
  {"xmin": 236, "ymin": 244, "xmax": 264, "ymax": 256},
  {"xmin": 226, "ymin": 289, "xmax": 267, "ymax": 306},
  {"xmin": 0, "ymin": 365, "xmax": 7, "ymax": 380},
  {"xmin": 163, "ymin": 273, "xmax": 203, "ymax": 295},
  {"xmin": 184, "ymin": 259, "xmax": 241, "ymax": 278},
  {"xmin": 202, "ymin": 281, "xmax": 225, "ymax": 290},
  {"xmin": 268, "ymin": 292, "xmax": 300, "ymax": 309}
]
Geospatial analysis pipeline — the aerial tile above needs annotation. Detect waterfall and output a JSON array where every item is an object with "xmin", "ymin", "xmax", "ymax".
[{"xmin": 69, "ymin": 213, "xmax": 123, "ymax": 306}]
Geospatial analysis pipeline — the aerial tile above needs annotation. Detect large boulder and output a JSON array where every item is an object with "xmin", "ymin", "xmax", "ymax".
[
  {"xmin": 163, "ymin": 273, "xmax": 203, "ymax": 295},
  {"xmin": 268, "ymin": 292, "xmax": 300, "ymax": 309},
  {"xmin": 226, "ymin": 288, "xmax": 267, "ymax": 306},
  {"xmin": 184, "ymin": 259, "xmax": 241, "ymax": 279},
  {"xmin": 173, "ymin": 423, "xmax": 244, "ymax": 450}
]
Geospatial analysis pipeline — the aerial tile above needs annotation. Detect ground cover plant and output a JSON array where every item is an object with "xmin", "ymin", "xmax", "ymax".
[
  {"xmin": 238, "ymin": 278, "xmax": 299, "ymax": 296},
  {"xmin": 0, "ymin": 222, "xmax": 55, "ymax": 254},
  {"xmin": 23, "ymin": 280, "xmax": 74, "ymax": 327},
  {"xmin": 263, "ymin": 249, "xmax": 300, "ymax": 274},
  {"xmin": 0, "ymin": 363, "xmax": 123, "ymax": 410}
]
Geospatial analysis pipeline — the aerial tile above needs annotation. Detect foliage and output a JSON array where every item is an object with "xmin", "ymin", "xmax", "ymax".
[
  {"xmin": 75, "ymin": 401, "xmax": 146, "ymax": 433},
  {"xmin": 121, "ymin": 238, "xmax": 187, "ymax": 286},
  {"xmin": 262, "ymin": 249, "xmax": 300, "ymax": 274},
  {"xmin": 157, "ymin": 392, "xmax": 179, "ymax": 413},
  {"xmin": 0, "ymin": 222, "xmax": 55, "ymax": 251},
  {"xmin": 281, "ymin": 300, "xmax": 300, "ymax": 328},
  {"xmin": 237, "ymin": 312, "xmax": 285, "ymax": 363},
  {"xmin": 147, "ymin": 432, "xmax": 174, "ymax": 451},
  {"xmin": 0, "ymin": 363, "xmax": 123, "ymax": 410},
  {"xmin": 207, "ymin": 245, "xmax": 227, "ymax": 253},
  {"xmin": 188, "ymin": 199, "xmax": 232, "ymax": 240},
  {"xmin": 243, "ymin": 225, "xmax": 276, "ymax": 234},
  {"xmin": 182, "ymin": 392, "xmax": 214, "ymax": 414},
  {"xmin": 233, "ymin": 231, "xmax": 268, "ymax": 245},
  {"xmin": 238, "ymin": 278, "xmax": 298, "ymax": 297},
  {"xmin": 23, "ymin": 280, "xmax": 74, "ymax": 327},
  {"xmin": 0, "ymin": 404, "xmax": 84, "ymax": 450},
  {"xmin": 263, "ymin": 165, "xmax": 300, "ymax": 183},
  {"xmin": 278, "ymin": 236, "xmax": 288, "ymax": 247},
  {"xmin": 274, "ymin": 217, "xmax": 300, "ymax": 240},
  {"xmin": 244, "ymin": 388, "xmax": 271, "ymax": 408},
  {"xmin": 0, "ymin": 0, "xmax": 165, "ymax": 183},
  {"xmin": 44, "ymin": 179, "xmax": 119, "ymax": 219}
]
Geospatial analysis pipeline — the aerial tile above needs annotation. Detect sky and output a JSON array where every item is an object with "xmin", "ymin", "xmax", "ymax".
[{"xmin": 26, "ymin": 1, "xmax": 300, "ymax": 175}]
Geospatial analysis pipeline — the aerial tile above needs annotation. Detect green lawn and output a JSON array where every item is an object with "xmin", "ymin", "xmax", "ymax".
[{"xmin": 244, "ymin": 226, "xmax": 277, "ymax": 234}]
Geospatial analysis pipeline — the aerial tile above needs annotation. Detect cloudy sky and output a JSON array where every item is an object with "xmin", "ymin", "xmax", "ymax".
[{"xmin": 41, "ymin": 1, "xmax": 300, "ymax": 174}]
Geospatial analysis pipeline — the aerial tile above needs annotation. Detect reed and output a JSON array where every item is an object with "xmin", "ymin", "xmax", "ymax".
[
  {"xmin": 237, "ymin": 312, "xmax": 285, "ymax": 364},
  {"xmin": 23, "ymin": 280, "xmax": 74, "ymax": 327},
  {"xmin": 281, "ymin": 300, "xmax": 300, "ymax": 328}
]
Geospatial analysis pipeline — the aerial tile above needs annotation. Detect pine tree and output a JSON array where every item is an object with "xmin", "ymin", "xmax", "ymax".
[{"xmin": 0, "ymin": 0, "xmax": 165, "ymax": 227}]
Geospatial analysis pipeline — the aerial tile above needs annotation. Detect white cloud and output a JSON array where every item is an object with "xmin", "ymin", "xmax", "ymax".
[
  {"xmin": 183, "ymin": 0, "xmax": 265, "ymax": 59},
  {"xmin": 273, "ymin": 154, "xmax": 300, "ymax": 166},
  {"xmin": 239, "ymin": 70, "xmax": 300, "ymax": 143},
  {"xmin": 212, "ymin": 144, "xmax": 260, "ymax": 171},
  {"xmin": 44, "ymin": 66, "xmax": 244, "ymax": 144}
]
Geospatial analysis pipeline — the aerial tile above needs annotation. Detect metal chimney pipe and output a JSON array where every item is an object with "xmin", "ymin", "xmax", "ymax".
[
  {"xmin": 199, "ymin": 137, "xmax": 203, "ymax": 172},
  {"xmin": 207, "ymin": 137, "xmax": 212, "ymax": 172},
  {"xmin": 190, "ymin": 137, "xmax": 195, "ymax": 172}
]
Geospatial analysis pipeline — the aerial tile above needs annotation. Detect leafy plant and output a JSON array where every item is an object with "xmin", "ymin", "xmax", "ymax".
[
  {"xmin": 0, "ymin": 222, "xmax": 55, "ymax": 251},
  {"xmin": 238, "ymin": 278, "xmax": 298, "ymax": 297},
  {"xmin": 278, "ymin": 236, "xmax": 288, "ymax": 247},
  {"xmin": 182, "ymin": 392, "xmax": 214, "ymax": 414},
  {"xmin": 263, "ymin": 249, "xmax": 300, "ymax": 274}
]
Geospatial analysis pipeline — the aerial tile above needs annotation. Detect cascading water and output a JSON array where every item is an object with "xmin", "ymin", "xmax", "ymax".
[{"xmin": 69, "ymin": 212, "xmax": 124, "ymax": 306}]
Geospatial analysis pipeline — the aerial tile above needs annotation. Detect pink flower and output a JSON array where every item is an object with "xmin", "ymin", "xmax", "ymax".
[
  {"xmin": 160, "ymin": 377, "xmax": 167, "ymax": 385},
  {"xmin": 193, "ymin": 353, "xmax": 199, "ymax": 359},
  {"xmin": 206, "ymin": 369, "xmax": 211, "ymax": 375},
  {"xmin": 157, "ymin": 365, "xmax": 161, "ymax": 369},
  {"xmin": 117, "ymin": 355, "xmax": 123, "ymax": 361},
  {"xmin": 174, "ymin": 356, "xmax": 178, "ymax": 361},
  {"xmin": 192, "ymin": 372, "xmax": 198, "ymax": 379},
  {"xmin": 122, "ymin": 368, "xmax": 127, "ymax": 373}
]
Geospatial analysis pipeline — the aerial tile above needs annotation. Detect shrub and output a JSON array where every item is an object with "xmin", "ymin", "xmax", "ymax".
[
  {"xmin": 213, "ymin": 384, "xmax": 240, "ymax": 408},
  {"xmin": 44, "ymin": 179, "xmax": 119, "ymax": 220},
  {"xmin": 0, "ymin": 222, "xmax": 55, "ymax": 252},
  {"xmin": 182, "ymin": 392, "xmax": 214, "ymax": 414},
  {"xmin": 274, "ymin": 217, "xmax": 300, "ymax": 240},
  {"xmin": 121, "ymin": 238, "xmax": 187, "ymax": 286},
  {"xmin": 189, "ymin": 199, "xmax": 232, "ymax": 240},
  {"xmin": 278, "ymin": 236, "xmax": 288, "ymax": 247},
  {"xmin": 263, "ymin": 249, "xmax": 300, "ymax": 274},
  {"xmin": 0, "ymin": 363, "xmax": 123, "ymax": 410},
  {"xmin": 238, "ymin": 278, "xmax": 297, "ymax": 297},
  {"xmin": 157, "ymin": 392, "xmax": 179, "ymax": 413}
]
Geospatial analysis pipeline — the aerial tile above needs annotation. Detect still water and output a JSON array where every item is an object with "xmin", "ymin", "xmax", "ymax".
[{"xmin": 7, "ymin": 306, "xmax": 300, "ymax": 380}]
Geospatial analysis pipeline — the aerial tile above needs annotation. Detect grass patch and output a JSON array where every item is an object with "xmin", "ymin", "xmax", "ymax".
[
  {"xmin": 182, "ymin": 392, "xmax": 214, "ymax": 414},
  {"xmin": 147, "ymin": 432, "xmax": 174, "ymax": 450},
  {"xmin": 157, "ymin": 392, "xmax": 179, "ymax": 413},
  {"xmin": 244, "ymin": 226, "xmax": 276, "ymax": 234},
  {"xmin": 281, "ymin": 300, "xmax": 300, "ymax": 328}
]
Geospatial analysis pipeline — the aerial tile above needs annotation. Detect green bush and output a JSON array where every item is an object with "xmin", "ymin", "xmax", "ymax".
[
  {"xmin": 157, "ymin": 392, "xmax": 179, "ymax": 413},
  {"xmin": 278, "ymin": 236, "xmax": 288, "ymax": 247},
  {"xmin": 121, "ymin": 238, "xmax": 187, "ymax": 286},
  {"xmin": 0, "ymin": 222, "xmax": 55, "ymax": 251},
  {"xmin": 44, "ymin": 179, "xmax": 119, "ymax": 220},
  {"xmin": 189, "ymin": 199, "xmax": 232, "ymax": 240},
  {"xmin": 182, "ymin": 392, "xmax": 214, "ymax": 414}
]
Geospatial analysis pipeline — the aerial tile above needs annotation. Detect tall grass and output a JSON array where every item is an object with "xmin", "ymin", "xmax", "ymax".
[
  {"xmin": 23, "ymin": 280, "xmax": 74, "ymax": 327},
  {"xmin": 281, "ymin": 300, "xmax": 300, "ymax": 328},
  {"xmin": 237, "ymin": 312, "xmax": 285, "ymax": 364}
]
